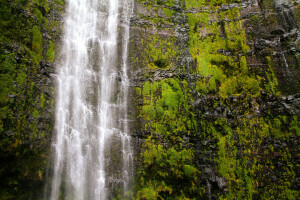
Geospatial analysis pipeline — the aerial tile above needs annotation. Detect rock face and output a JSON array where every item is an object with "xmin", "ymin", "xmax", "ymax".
[
  {"xmin": 130, "ymin": 0, "xmax": 299, "ymax": 199},
  {"xmin": 0, "ymin": 0, "xmax": 64, "ymax": 199},
  {"xmin": 0, "ymin": 0, "xmax": 299, "ymax": 199}
]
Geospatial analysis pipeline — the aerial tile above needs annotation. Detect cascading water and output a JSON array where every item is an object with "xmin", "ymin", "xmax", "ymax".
[{"xmin": 46, "ymin": 0, "xmax": 134, "ymax": 199}]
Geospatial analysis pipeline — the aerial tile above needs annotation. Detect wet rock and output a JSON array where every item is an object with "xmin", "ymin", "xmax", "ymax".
[
  {"xmin": 216, "ymin": 176, "xmax": 226, "ymax": 189},
  {"xmin": 287, "ymin": 95, "xmax": 294, "ymax": 102}
]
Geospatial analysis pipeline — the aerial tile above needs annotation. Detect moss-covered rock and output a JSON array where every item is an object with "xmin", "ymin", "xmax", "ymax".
[
  {"xmin": 0, "ymin": 0, "xmax": 64, "ymax": 199},
  {"xmin": 132, "ymin": 0, "xmax": 299, "ymax": 199}
]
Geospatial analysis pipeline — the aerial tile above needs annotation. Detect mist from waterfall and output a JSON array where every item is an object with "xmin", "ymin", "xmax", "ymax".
[{"xmin": 45, "ymin": 0, "xmax": 134, "ymax": 199}]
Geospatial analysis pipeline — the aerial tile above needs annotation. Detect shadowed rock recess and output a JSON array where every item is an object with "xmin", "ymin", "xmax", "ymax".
[{"xmin": 0, "ymin": 0, "xmax": 299, "ymax": 199}]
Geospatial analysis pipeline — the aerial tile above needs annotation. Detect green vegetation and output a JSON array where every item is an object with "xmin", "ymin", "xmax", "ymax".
[
  {"xmin": 137, "ymin": 140, "xmax": 203, "ymax": 199},
  {"xmin": 186, "ymin": 5, "xmax": 260, "ymax": 98},
  {"xmin": 32, "ymin": 25, "xmax": 43, "ymax": 61},
  {"xmin": 137, "ymin": 0, "xmax": 176, "ymax": 7},
  {"xmin": 0, "ymin": 0, "xmax": 64, "ymax": 199},
  {"xmin": 134, "ymin": 0, "xmax": 299, "ymax": 199},
  {"xmin": 138, "ymin": 34, "xmax": 177, "ymax": 70},
  {"xmin": 46, "ymin": 41, "xmax": 55, "ymax": 62},
  {"xmin": 204, "ymin": 116, "xmax": 298, "ymax": 199}
]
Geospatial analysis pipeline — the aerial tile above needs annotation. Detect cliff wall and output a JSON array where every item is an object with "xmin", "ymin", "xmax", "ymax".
[
  {"xmin": 0, "ymin": 0, "xmax": 64, "ymax": 199},
  {"xmin": 130, "ymin": 0, "xmax": 299, "ymax": 199}
]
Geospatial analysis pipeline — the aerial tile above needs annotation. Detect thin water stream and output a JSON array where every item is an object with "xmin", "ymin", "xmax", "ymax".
[{"xmin": 46, "ymin": 0, "xmax": 134, "ymax": 199}]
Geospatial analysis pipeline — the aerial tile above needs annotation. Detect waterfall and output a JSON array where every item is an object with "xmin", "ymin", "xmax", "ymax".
[{"xmin": 46, "ymin": 0, "xmax": 134, "ymax": 199}]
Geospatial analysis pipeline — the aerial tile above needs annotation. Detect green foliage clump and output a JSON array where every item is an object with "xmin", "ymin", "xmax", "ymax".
[
  {"xmin": 0, "ymin": 53, "xmax": 16, "ymax": 105},
  {"xmin": 140, "ymin": 79, "xmax": 196, "ymax": 138},
  {"xmin": 133, "ymin": 33, "xmax": 177, "ymax": 71},
  {"xmin": 183, "ymin": 165, "xmax": 198, "ymax": 179},
  {"xmin": 46, "ymin": 41, "xmax": 55, "ymax": 62},
  {"xmin": 219, "ymin": 76, "xmax": 261, "ymax": 98},
  {"xmin": 137, "ymin": 140, "xmax": 203, "ymax": 199},
  {"xmin": 34, "ymin": 8, "xmax": 43, "ymax": 24},
  {"xmin": 290, "ymin": 116, "xmax": 300, "ymax": 137},
  {"xmin": 137, "ymin": 0, "xmax": 176, "ymax": 7},
  {"xmin": 185, "ymin": 0, "xmax": 206, "ymax": 9},
  {"xmin": 136, "ymin": 77, "xmax": 201, "ymax": 198},
  {"xmin": 131, "ymin": 0, "xmax": 178, "ymax": 72},
  {"xmin": 185, "ymin": 2, "xmax": 272, "ymax": 100},
  {"xmin": 200, "ymin": 115, "xmax": 299, "ymax": 200},
  {"xmin": 32, "ymin": 25, "xmax": 43, "ymax": 61}
]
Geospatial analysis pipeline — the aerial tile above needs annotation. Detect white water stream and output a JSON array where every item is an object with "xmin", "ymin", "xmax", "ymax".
[{"xmin": 47, "ymin": 0, "xmax": 134, "ymax": 199}]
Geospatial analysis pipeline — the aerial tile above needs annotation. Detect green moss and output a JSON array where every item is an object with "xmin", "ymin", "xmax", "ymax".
[
  {"xmin": 137, "ymin": 180, "xmax": 172, "ymax": 200},
  {"xmin": 140, "ymin": 79, "xmax": 196, "ymax": 138},
  {"xmin": 136, "ymin": 74, "xmax": 200, "ymax": 198},
  {"xmin": 290, "ymin": 116, "xmax": 300, "ymax": 137},
  {"xmin": 137, "ymin": 0, "xmax": 175, "ymax": 7},
  {"xmin": 46, "ymin": 41, "xmax": 55, "ymax": 62},
  {"xmin": 199, "ymin": 114, "xmax": 299, "ymax": 199},
  {"xmin": 0, "ymin": 0, "xmax": 65, "ymax": 199},
  {"xmin": 32, "ymin": 25, "xmax": 43, "ymax": 61},
  {"xmin": 185, "ymin": 0, "xmax": 206, "ymax": 9},
  {"xmin": 138, "ymin": 139, "xmax": 201, "ymax": 199},
  {"xmin": 0, "ymin": 53, "xmax": 16, "ymax": 106},
  {"xmin": 183, "ymin": 165, "xmax": 198, "ymax": 179},
  {"xmin": 54, "ymin": 0, "xmax": 64, "ymax": 5},
  {"xmin": 34, "ymin": 8, "xmax": 43, "ymax": 24},
  {"xmin": 39, "ymin": 93, "xmax": 45, "ymax": 109},
  {"xmin": 219, "ymin": 76, "xmax": 261, "ymax": 98},
  {"xmin": 162, "ymin": 8, "xmax": 172, "ymax": 17},
  {"xmin": 186, "ymin": 3, "xmax": 267, "ymax": 99},
  {"xmin": 32, "ymin": 109, "xmax": 39, "ymax": 118},
  {"xmin": 264, "ymin": 56, "xmax": 280, "ymax": 95},
  {"xmin": 134, "ymin": 0, "xmax": 300, "ymax": 199},
  {"xmin": 134, "ymin": 34, "xmax": 177, "ymax": 70}
]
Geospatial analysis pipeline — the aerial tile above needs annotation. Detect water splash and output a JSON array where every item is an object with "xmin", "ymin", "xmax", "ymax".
[{"xmin": 46, "ymin": 0, "xmax": 134, "ymax": 199}]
